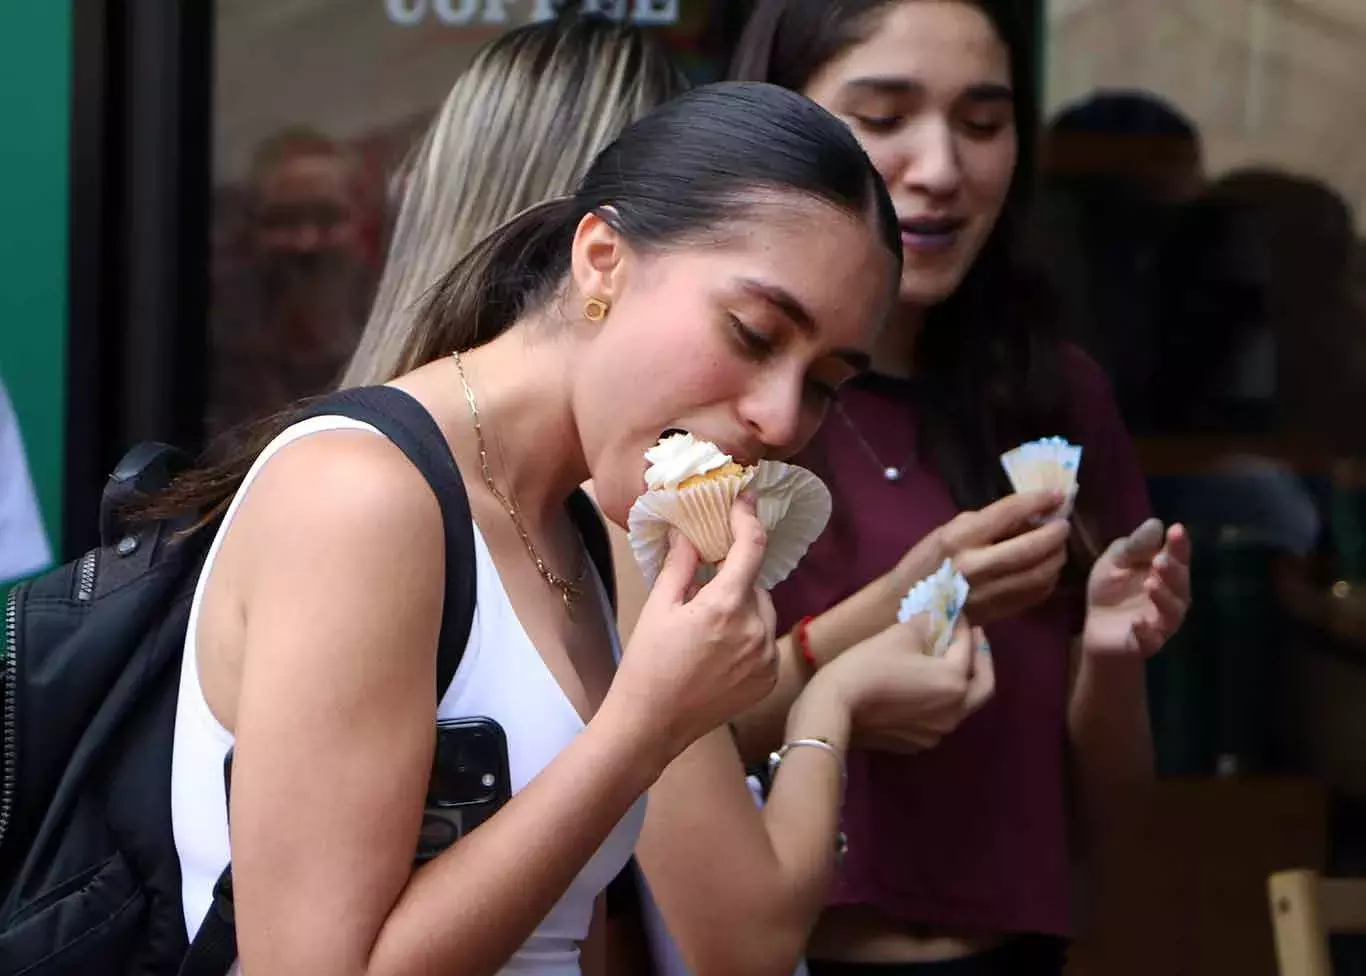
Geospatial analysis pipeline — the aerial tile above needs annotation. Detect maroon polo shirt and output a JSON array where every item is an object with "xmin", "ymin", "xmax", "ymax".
[{"xmin": 773, "ymin": 345, "xmax": 1151, "ymax": 938}]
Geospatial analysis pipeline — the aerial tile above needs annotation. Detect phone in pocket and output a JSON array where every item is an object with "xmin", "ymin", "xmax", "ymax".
[{"xmin": 221, "ymin": 716, "xmax": 512, "ymax": 864}]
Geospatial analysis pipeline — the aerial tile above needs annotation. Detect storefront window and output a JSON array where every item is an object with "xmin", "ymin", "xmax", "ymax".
[
  {"xmin": 207, "ymin": 0, "xmax": 744, "ymax": 439},
  {"xmin": 1041, "ymin": 8, "xmax": 1366, "ymax": 949}
]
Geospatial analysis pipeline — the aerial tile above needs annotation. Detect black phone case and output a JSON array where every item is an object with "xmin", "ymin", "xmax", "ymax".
[
  {"xmin": 416, "ymin": 716, "xmax": 513, "ymax": 862},
  {"xmin": 221, "ymin": 716, "xmax": 513, "ymax": 864}
]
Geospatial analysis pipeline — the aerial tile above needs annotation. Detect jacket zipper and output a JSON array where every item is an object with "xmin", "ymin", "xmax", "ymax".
[
  {"xmin": 1, "ymin": 585, "xmax": 20, "ymax": 851},
  {"xmin": 76, "ymin": 550, "xmax": 97, "ymax": 601}
]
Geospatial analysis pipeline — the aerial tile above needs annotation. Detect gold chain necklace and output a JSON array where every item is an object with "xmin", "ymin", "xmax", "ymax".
[{"xmin": 451, "ymin": 351, "xmax": 585, "ymax": 611}]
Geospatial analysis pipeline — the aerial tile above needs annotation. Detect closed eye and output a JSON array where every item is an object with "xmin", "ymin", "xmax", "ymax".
[
  {"xmin": 962, "ymin": 118, "xmax": 1007, "ymax": 138},
  {"xmin": 851, "ymin": 114, "xmax": 901, "ymax": 134},
  {"xmin": 730, "ymin": 316, "xmax": 775, "ymax": 358}
]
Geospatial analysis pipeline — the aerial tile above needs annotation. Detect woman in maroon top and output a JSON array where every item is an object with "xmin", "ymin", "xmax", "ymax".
[{"xmin": 729, "ymin": 1, "xmax": 1193, "ymax": 973}]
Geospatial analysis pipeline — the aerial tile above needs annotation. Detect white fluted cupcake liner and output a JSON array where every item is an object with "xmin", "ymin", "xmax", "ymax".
[
  {"xmin": 629, "ymin": 471, "xmax": 754, "ymax": 567},
  {"xmin": 1000, "ymin": 437, "xmax": 1082, "ymax": 520},
  {"xmin": 627, "ymin": 460, "xmax": 832, "ymax": 591},
  {"xmin": 897, "ymin": 558, "xmax": 970, "ymax": 656}
]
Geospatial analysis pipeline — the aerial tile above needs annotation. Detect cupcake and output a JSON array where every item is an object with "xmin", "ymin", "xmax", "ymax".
[
  {"xmin": 631, "ymin": 433, "xmax": 756, "ymax": 565},
  {"xmin": 627, "ymin": 433, "xmax": 832, "ymax": 590}
]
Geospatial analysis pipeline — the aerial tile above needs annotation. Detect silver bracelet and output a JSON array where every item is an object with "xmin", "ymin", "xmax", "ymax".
[
  {"xmin": 767, "ymin": 737, "xmax": 846, "ymax": 785},
  {"xmin": 766, "ymin": 738, "xmax": 849, "ymax": 861}
]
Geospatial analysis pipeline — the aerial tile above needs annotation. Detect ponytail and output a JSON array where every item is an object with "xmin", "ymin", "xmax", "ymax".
[{"xmin": 127, "ymin": 196, "xmax": 583, "ymax": 528}]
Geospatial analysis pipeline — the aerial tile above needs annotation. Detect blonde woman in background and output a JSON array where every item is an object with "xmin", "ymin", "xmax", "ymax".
[
  {"xmin": 340, "ymin": 13, "xmax": 687, "ymax": 390},
  {"xmin": 340, "ymin": 12, "xmax": 997, "ymax": 976}
]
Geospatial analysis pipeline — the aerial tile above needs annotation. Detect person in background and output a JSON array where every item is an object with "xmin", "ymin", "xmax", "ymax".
[
  {"xmin": 340, "ymin": 15, "xmax": 687, "ymax": 390},
  {"xmin": 339, "ymin": 14, "xmax": 1001, "ymax": 976},
  {"xmin": 1035, "ymin": 90, "xmax": 1206, "ymax": 431},
  {"xmin": 0, "ymin": 376, "xmax": 52, "ymax": 585},
  {"xmin": 690, "ymin": 2, "xmax": 1192, "ymax": 973},
  {"xmin": 208, "ymin": 128, "xmax": 375, "ymax": 439}
]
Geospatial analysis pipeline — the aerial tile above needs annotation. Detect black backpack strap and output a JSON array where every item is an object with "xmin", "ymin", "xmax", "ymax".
[
  {"xmin": 182, "ymin": 387, "xmax": 478, "ymax": 976},
  {"xmin": 179, "ymin": 869, "xmax": 237, "ymax": 975},
  {"xmin": 299, "ymin": 386, "xmax": 477, "ymax": 699}
]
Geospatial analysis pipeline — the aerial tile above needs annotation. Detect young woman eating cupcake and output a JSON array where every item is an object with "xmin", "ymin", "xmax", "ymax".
[{"xmin": 154, "ymin": 82, "xmax": 934, "ymax": 976}]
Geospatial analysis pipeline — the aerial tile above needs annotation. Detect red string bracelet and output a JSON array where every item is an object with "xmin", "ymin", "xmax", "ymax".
[{"xmin": 793, "ymin": 615, "xmax": 819, "ymax": 671}]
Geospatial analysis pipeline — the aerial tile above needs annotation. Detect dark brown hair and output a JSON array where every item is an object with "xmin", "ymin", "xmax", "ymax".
[{"xmin": 732, "ymin": 0, "xmax": 1105, "ymax": 567}]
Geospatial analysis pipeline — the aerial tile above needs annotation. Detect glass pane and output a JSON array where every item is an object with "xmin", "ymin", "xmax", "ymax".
[
  {"xmin": 1041, "ymin": 0, "xmax": 1366, "ymax": 780},
  {"xmin": 207, "ymin": 0, "xmax": 745, "ymax": 441}
]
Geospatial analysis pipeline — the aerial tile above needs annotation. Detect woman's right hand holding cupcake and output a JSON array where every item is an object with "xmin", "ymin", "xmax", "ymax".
[
  {"xmin": 604, "ymin": 495, "xmax": 779, "ymax": 767},
  {"xmin": 892, "ymin": 490, "xmax": 1071, "ymax": 626},
  {"xmin": 804, "ymin": 614, "xmax": 994, "ymax": 754}
]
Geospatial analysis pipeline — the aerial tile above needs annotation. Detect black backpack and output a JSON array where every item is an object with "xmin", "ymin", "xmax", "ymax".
[{"xmin": 0, "ymin": 386, "xmax": 617, "ymax": 975}]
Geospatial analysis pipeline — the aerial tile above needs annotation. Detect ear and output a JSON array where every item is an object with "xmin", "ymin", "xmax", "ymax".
[{"xmin": 569, "ymin": 209, "xmax": 627, "ymax": 307}]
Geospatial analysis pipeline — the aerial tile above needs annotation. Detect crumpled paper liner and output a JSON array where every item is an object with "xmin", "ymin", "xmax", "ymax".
[
  {"xmin": 1001, "ymin": 437, "xmax": 1082, "ymax": 520},
  {"xmin": 627, "ymin": 460, "xmax": 831, "ymax": 591},
  {"xmin": 897, "ymin": 558, "xmax": 970, "ymax": 656}
]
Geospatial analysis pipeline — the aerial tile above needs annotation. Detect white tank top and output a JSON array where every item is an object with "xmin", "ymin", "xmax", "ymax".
[{"xmin": 170, "ymin": 415, "xmax": 646, "ymax": 975}]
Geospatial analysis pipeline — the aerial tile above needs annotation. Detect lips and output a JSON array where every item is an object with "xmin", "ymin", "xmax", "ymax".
[
  {"xmin": 656, "ymin": 428, "xmax": 758, "ymax": 468},
  {"xmin": 899, "ymin": 215, "xmax": 967, "ymax": 253}
]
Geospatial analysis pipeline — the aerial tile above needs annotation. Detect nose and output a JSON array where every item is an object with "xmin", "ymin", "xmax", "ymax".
[
  {"xmin": 737, "ymin": 370, "xmax": 808, "ymax": 456},
  {"xmin": 895, "ymin": 118, "xmax": 962, "ymax": 199}
]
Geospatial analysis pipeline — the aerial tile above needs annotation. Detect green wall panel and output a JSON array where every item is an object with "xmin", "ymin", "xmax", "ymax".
[{"xmin": 0, "ymin": 0, "xmax": 71, "ymax": 571}]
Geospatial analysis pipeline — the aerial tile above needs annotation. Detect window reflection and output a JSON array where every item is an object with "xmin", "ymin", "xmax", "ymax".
[
  {"xmin": 206, "ymin": 0, "xmax": 743, "ymax": 446},
  {"xmin": 207, "ymin": 129, "xmax": 376, "ymax": 440},
  {"xmin": 1040, "ymin": 4, "xmax": 1366, "ymax": 884}
]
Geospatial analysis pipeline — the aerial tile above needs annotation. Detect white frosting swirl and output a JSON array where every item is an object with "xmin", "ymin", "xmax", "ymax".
[{"xmin": 643, "ymin": 433, "xmax": 733, "ymax": 490}]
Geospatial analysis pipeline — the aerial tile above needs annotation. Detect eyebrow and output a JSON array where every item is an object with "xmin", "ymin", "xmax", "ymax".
[
  {"xmin": 844, "ymin": 76, "xmax": 1014, "ymax": 104},
  {"xmin": 737, "ymin": 277, "xmax": 871, "ymax": 371}
]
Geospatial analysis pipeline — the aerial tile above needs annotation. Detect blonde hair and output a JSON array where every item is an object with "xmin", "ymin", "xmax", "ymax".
[{"xmin": 340, "ymin": 14, "xmax": 688, "ymax": 388}]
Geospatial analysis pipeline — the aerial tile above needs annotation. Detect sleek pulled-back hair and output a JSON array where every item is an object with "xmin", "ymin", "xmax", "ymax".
[
  {"xmin": 389, "ymin": 80, "xmax": 901, "ymax": 374},
  {"xmin": 731, "ymin": 1, "xmax": 1099, "ymax": 561},
  {"xmin": 139, "ymin": 81, "xmax": 899, "ymax": 524}
]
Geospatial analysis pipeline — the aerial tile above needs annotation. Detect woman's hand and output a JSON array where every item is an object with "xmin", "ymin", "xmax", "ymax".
[
  {"xmin": 811, "ymin": 614, "xmax": 994, "ymax": 754},
  {"xmin": 892, "ymin": 491, "xmax": 1071, "ymax": 627},
  {"xmin": 606, "ymin": 495, "xmax": 779, "ymax": 763},
  {"xmin": 1083, "ymin": 519, "xmax": 1192, "ymax": 658}
]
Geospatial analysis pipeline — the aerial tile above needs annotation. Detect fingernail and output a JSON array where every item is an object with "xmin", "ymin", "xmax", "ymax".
[
  {"xmin": 978, "ymin": 637, "xmax": 992, "ymax": 655},
  {"xmin": 1155, "ymin": 554, "xmax": 1170, "ymax": 569}
]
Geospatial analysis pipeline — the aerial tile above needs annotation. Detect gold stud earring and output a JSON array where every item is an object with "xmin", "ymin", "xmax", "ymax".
[{"xmin": 584, "ymin": 296, "xmax": 610, "ymax": 322}]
